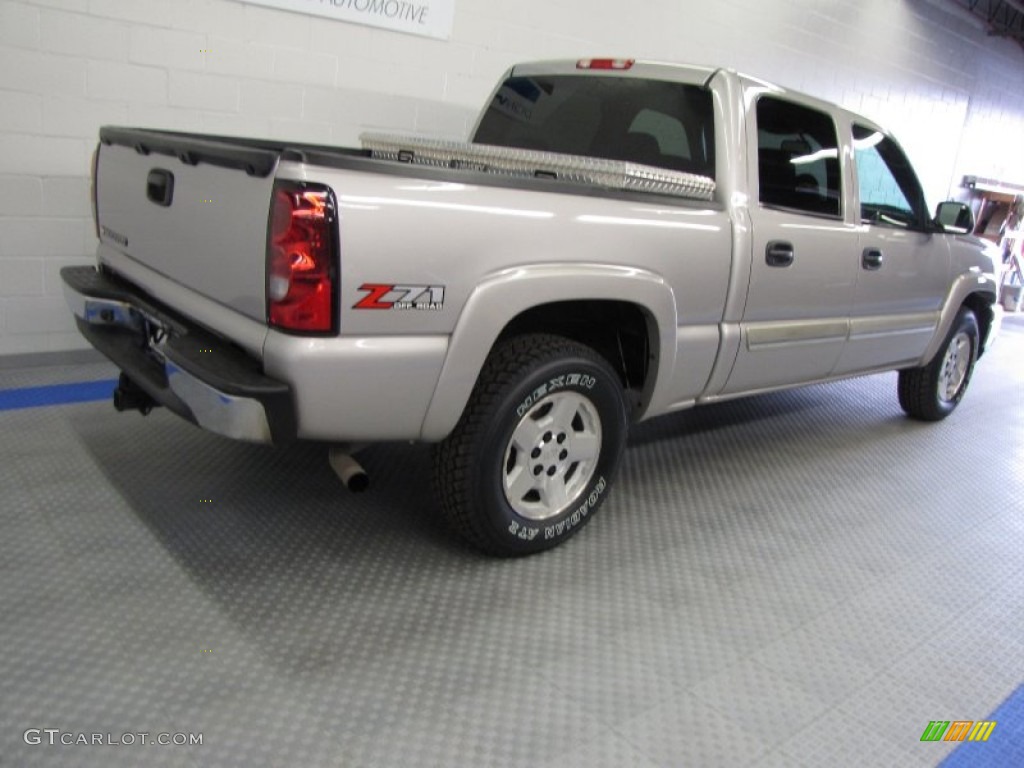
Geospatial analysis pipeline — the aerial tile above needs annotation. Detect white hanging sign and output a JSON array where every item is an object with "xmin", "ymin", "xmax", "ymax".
[{"xmin": 237, "ymin": 0, "xmax": 454, "ymax": 40}]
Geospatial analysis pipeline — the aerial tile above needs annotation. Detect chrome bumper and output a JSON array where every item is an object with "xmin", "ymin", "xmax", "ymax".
[{"xmin": 61, "ymin": 266, "xmax": 294, "ymax": 444}]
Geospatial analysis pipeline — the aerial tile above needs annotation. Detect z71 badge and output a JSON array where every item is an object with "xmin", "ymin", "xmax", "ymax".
[{"xmin": 354, "ymin": 284, "xmax": 445, "ymax": 311}]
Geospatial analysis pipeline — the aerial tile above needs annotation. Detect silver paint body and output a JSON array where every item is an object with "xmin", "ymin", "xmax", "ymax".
[{"xmin": 89, "ymin": 60, "xmax": 999, "ymax": 443}]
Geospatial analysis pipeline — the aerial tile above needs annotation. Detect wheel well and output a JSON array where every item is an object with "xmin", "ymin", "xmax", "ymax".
[
  {"xmin": 497, "ymin": 300, "xmax": 656, "ymax": 415},
  {"xmin": 963, "ymin": 292, "xmax": 995, "ymax": 357}
]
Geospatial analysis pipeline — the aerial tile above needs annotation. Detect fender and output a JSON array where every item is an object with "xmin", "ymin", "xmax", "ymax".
[
  {"xmin": 916, "ymin": 270, "xmax": 998, "ymax": 367},
  {"xmin": 419, "ymin": 263, "xmax": 678, "ymax": 441}
]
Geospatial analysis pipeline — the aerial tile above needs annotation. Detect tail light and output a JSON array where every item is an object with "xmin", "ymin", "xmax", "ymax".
[
  {"xmin": 577, "ymin": 58, "xmax": 635, "ymax": 70},
  {"xmin": 266, "ymin": 181, "xmax": 338, "ymax": 334},
  {"xmin": 89, "ymin": 144, "xmax": 100, "ymax": 239}
]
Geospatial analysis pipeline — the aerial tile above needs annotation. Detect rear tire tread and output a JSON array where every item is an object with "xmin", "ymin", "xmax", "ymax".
[{"xmin": 434, "ymin": 334, "xmax": 612, "ymax": 555}]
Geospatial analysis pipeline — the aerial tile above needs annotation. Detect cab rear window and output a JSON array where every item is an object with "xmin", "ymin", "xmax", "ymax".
[{"xmin": 473, "ymin": 75, "xmax": 715, "ymax": 178}]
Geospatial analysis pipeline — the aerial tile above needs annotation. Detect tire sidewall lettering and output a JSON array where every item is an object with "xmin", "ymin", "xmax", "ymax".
[
  {"xmin": 543, "ymin": 475, "xmax": 606, "ymax": 540},
  {"xmin": 478, "ymin": 357, "xmax": 624, "ymax": 552},
  {"xmin": 515, "ymin": 371, "xmax": 597, "ymax": 418},
  {"xmin": 506, "ymin": 474, "xmax": 608, "ymax": 543},
  {"xmin": 507, "ymin": 519, "xmax": 540, "ymax": 541}
]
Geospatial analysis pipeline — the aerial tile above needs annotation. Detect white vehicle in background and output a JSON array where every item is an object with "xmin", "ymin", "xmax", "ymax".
[{"xmin": 63, "ymin": 58, "xmax": 999, "ymax": 555}]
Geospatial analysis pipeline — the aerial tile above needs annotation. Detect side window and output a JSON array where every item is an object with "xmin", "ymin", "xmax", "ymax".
[
  {"xmin": 756, "ymin": 97, "xmax": 841, "ymax": 217},
  {"xmin": 852, "ymin": 124, "xmax": 927, "ymax": 229}
]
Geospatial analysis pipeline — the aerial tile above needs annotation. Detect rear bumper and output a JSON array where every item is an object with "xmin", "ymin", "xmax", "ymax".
[{"xmin": 61, "ymin": 265, "xmax": 295, "ymax": 444}]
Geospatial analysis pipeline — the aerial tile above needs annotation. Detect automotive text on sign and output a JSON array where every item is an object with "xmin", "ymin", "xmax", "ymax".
[{"xmin": 236, "ymin": 0, "xmax": 454, "ymax": 40}]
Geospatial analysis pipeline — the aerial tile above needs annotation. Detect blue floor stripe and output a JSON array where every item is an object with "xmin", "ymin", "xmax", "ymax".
[
  {"xmin": 0, "ymin": 380, "xmax": 118, "ymax": 411},
  {"xmin": 939, "ymin": 683, "xmax": 1024, "ymax": 767}
]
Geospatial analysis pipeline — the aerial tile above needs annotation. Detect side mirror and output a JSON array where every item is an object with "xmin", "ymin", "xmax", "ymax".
[{"xmin": 935, "ymin": 201, "xmax": 974, "ymax": 234}]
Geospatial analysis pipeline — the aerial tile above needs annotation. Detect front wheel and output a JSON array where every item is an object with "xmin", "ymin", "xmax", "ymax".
[
  {"xmin": 434, "ymin": 334, "xmax": 628, "ymax": 556},
  {"xmin": 898, "ymin": 308, "xmax": 979, "ymax": 421}
]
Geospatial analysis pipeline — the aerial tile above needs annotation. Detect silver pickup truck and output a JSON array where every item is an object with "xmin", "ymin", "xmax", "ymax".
[{"xmin": 63, "ymin": 58, "xmax": 1000, "ymax": 555}]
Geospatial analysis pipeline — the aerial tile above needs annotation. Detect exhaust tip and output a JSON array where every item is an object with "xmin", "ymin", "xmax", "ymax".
[
  {"xmin": 346, "ymin": 471, "xmax": 370, "ymax": 493},
  {"xmin": 328, "ymin": 448, "xmax": 370, "ymax": 493}
]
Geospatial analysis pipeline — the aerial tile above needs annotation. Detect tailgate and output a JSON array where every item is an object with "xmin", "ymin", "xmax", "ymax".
[{"xmin": 95, "ymin": 128, "xmax": 280, "ymax": 321}]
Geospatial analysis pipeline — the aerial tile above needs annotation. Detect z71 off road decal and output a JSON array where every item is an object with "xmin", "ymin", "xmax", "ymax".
[{"xmin": 354, "ymin": 284, "xmax": 445, "ymax": 311}]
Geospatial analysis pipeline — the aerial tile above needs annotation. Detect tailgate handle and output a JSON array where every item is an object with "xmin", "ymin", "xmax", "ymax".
[{"xmin": 146, "ymin": 169, "xmax": 175, "ymax": 207}]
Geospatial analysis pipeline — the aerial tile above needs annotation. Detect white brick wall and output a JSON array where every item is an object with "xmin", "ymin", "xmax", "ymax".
[{"xmin": 1, "ymin": 0, "xmax": 1022, "ymax": 356}]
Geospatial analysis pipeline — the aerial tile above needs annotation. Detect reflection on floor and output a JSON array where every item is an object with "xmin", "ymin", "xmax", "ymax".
[{"xmin": 1, "ymin": 316, "xmax": 1022, "ymax": 767}]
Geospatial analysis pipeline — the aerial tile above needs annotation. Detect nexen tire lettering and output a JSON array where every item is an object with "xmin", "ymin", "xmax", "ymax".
[
  {"xmin": 434, "ymin": 333, "xmax": 628, "ymax": 556},
  {"xmin": 515, "ymin": 371, "xmax": 597, "ymax": 417}
]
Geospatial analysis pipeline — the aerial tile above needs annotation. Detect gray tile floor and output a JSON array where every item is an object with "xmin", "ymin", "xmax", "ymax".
[{"xmin": 1, "ymin": 318, "xmax": 1022, "ymax": 767}]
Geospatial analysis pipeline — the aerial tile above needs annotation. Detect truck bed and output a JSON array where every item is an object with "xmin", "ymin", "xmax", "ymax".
[{"xmin": 94, "ymin": 125, "xmax": 722, "ymax": 327}]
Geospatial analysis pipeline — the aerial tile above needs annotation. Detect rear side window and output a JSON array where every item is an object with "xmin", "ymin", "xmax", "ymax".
[
  {"xmin": 756, "ymin": 97, "xmax": 841, "ymax": 217},
  {"xmin": 473, "ymin": 75, "xmax": 715, "ymax": 177},
  {"xmin": 852, "ymin": 124, "xmax": 927, "ymax": 229}
]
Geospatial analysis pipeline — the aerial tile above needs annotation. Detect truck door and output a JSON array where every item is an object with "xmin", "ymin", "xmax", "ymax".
[
  {"xmin": 722, "ymin": 95, "xmax": 858, "ymax": 395},
  {"xmin": 832, "ymin": 124, "xmax": 949, "ymax": 375}
]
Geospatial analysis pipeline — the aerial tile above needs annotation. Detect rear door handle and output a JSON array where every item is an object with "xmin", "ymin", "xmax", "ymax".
[
  {"xmin": 766, "ymin": 240, "xmax": 794, "ymax": 267},
  {"xmin": 862, "ymin": 247, "xmax": 884, "ymax": 270}
]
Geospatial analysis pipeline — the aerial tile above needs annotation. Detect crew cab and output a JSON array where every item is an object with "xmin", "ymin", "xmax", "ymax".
[{"xmin": 62, "ymin": 58, "xmax": 1000, "ymax": 555}]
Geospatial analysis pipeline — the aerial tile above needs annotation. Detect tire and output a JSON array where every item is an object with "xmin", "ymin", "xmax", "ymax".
[
  {"xmin": 434, "ymin": 334, "xmax": 628, "ymax": 556},
  {"xmin": 898, "ymin": 307, "xmax": 979, "ymax": 422}
]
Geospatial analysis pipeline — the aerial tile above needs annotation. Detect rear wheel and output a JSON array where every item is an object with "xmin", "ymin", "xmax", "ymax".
[
  {"xmin": 434, "ymin": 334, "xmax": 628, "ymax": 556},
  {"xmin": 898, "ymin": 308, "xmax": 978, "ymax": 421}
]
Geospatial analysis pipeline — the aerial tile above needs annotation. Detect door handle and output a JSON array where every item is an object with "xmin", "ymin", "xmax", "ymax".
[
  {"xmin": 146, "ymin": 169, "xmax": 174, "ymax": 207},
  {"xmin": 862, "ymin": 247, "xmax": 884, "ymax": 270},
  {"xmin": 766, "ymin": 241, "xmax": 794, "ymax": 267}
]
